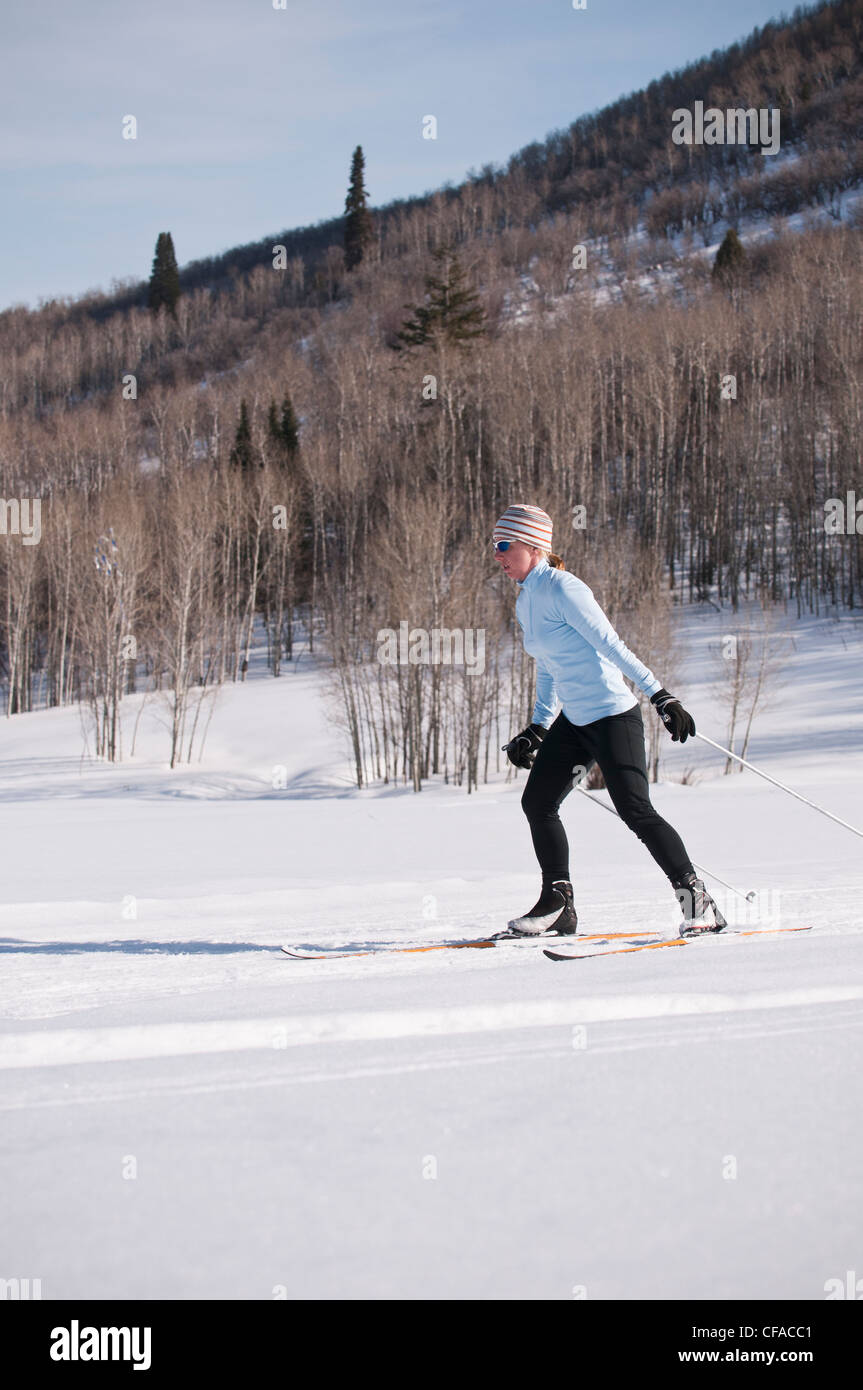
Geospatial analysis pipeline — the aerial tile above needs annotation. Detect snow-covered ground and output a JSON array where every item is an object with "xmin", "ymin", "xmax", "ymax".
[{"xmin": 1, "ymin": 601, "xmax": 862, "ymax": 1299}]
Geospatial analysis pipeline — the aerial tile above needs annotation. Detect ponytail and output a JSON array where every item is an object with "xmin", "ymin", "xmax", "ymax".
[{"xmin": 546, "ymin": 551, "xmax": 565, "ymax": 570}]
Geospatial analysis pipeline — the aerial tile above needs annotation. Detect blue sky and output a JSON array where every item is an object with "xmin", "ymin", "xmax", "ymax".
[{"xmin": 2, "ymin": 0, "xmax": 795, "ymax": 311}]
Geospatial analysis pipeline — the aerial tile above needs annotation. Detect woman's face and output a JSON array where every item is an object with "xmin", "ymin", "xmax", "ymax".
[{"xmin": 495, "ymin": 540, "xmax": 540, "ymax": 583}]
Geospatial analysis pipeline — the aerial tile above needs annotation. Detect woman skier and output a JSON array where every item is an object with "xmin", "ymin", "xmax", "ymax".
[{"xmin": 494, "ymin": 503, "xmax": 726, "ymax": 937}]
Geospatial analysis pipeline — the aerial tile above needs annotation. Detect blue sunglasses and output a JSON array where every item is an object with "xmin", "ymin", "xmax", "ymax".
[{"xmin": 493, "ymin": 540, "xmax": 513, "ymax": 553}]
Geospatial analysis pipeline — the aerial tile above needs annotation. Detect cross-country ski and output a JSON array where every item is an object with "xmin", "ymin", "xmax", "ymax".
[
  {"xmin": 280, "ymin": 928, "xmax": 662, "ymax": 959},
  {"xmin": 543, "ymin": 924, "xmax": 814, "ymax": 961}
]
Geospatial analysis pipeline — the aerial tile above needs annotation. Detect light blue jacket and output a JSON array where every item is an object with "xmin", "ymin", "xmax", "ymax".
[{"xmin": 516, "ymin": 558, "xmax": 662, "ymax": 727}]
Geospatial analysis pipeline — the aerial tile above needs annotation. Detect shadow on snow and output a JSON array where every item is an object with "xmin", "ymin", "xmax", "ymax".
[{"xmin": 0, "ymin": 938, "xmax": 278, "ymax": 955}]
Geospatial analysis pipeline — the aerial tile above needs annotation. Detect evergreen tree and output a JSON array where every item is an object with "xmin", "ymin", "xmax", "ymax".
[
  {"xmin": 267, "ymin": 391, "xmax": 300, "ymax": 460},
  {"xmin": 147, "ymin": 232, "xmax": 181, "ymax": 315},
  {"xmin": 712, "ymin": 228, "xmax": 747, "ymax": 287},
  {"xmin": 395, "ymin": 244, "xmax": 485, "ymax": 351},
  {"xmin": 344, "ymin": 146, "xmax": 375, "ymax": 272},
  {"xmin": 230, "ymin": 400, "xmax": 258, "ymax": 469},
  {"xmin": 280, "ymin": 392, "xmax": 300, "ymax": 457}
]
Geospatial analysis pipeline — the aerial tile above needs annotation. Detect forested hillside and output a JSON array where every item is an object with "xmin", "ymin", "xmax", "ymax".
[{"xmin": 1, "ymin": 0, "xmax": 861, "ymax": 789}]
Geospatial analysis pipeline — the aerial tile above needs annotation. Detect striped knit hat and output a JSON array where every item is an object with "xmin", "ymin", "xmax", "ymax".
[{"xmin": 492, "ymin": 504, "xmax": 553, "ymax": 550}]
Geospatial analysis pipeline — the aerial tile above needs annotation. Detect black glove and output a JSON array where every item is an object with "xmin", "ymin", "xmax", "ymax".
[
  {"xmin": 503, "ymin": 722, "xmax": 547, "ymax": 770},
  {"xmin": 650, "ymin": 688, "xmax": 695, "ymax": 743}
]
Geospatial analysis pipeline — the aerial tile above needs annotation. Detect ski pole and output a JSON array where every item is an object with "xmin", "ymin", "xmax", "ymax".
[
  {"xmin": 574, "ymin": 785, "xmax": 755, "ymax": 903},
  {"xmin": 694, "ymin": 732, "xmax": 863, "ymax": 842}
]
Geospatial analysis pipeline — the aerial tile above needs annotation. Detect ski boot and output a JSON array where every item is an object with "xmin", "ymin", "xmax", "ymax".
[
  {"xmin": 505, "ymin": 880, "xmax": 578, "ymax": 937},
  {"xmin": 672, "ymin": 871, "xmax": 727, "ymax": 935}
]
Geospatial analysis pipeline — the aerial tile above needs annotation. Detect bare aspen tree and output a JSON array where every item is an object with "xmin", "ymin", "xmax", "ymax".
[
  {"xmin": 153, "ymin": 469, "xmax": 221, "ymax": 768},
  {"xmin": 713, "ymin": 607, "xmax": 790, "ymax": 774}
]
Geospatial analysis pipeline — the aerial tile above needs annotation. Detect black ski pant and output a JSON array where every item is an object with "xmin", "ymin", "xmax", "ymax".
[{"xmin": 521, "ymin": 704, "xmax": 694, "ymax": 887}]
